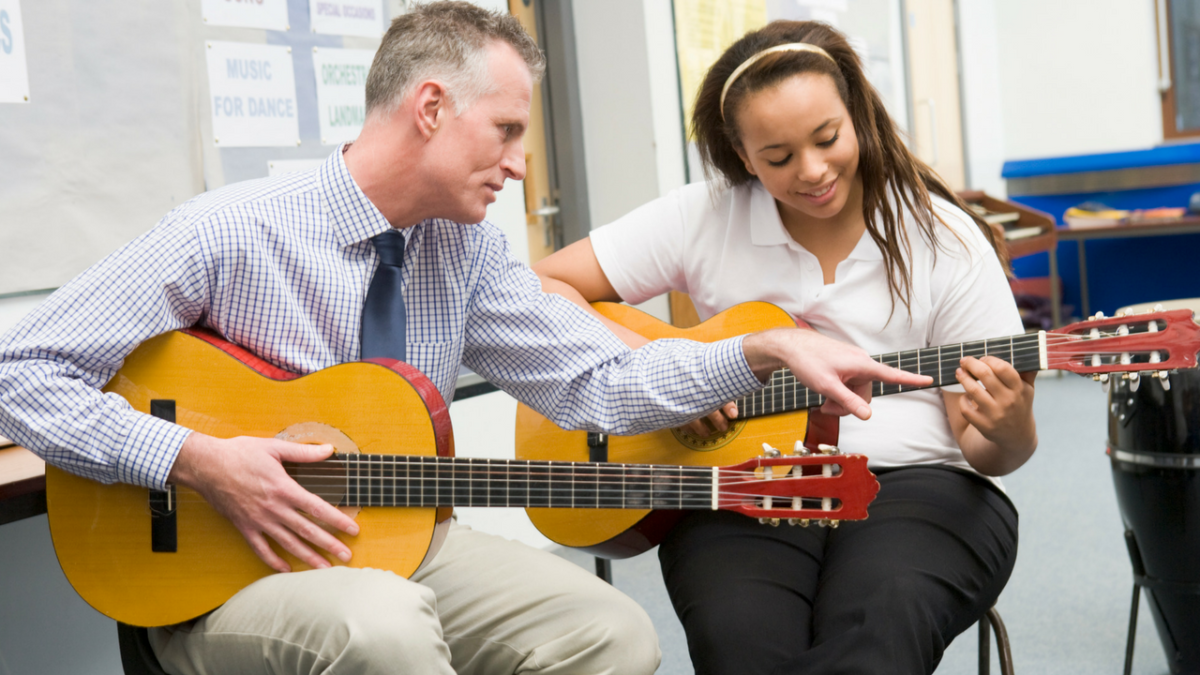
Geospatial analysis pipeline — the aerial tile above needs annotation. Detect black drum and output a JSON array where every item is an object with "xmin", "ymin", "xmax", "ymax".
[{"xmin": 1110, "ymin": 362, "xmax": 1200, "ymax": 674}]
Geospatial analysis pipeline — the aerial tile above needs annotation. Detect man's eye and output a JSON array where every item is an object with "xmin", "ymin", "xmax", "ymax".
[{"xmin": 767, "ymin": 154, "xmax": 792, "ymax": 167}]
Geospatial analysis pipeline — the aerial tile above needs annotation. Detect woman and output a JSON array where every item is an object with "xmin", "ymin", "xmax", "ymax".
[{"xmin": 534, "ymin": 20, "xmax": 1036, "ymax": 675}]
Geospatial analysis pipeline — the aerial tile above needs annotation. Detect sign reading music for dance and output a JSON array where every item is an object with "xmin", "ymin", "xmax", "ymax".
[
  {"xmin": 205, "ymin": 41, "xmax": 300, "ymax": 147},
  {"xmin": 201, "ymin": 0, "xmax": 291, "ymax": 31},
  {"xmin": 312, "ymin": 47, "xmax": 375, "ymax": 145},
  {"xmin": 309, "ymin": 0, "xmax": 384, "ymax": 38},
  {"xmin": 0, "ymin": 0, "xmax": 30, "ymax": 103}
]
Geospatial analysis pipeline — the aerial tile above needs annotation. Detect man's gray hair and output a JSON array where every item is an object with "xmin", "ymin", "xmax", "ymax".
[{"xmin": 366, "ymin": 1, "xmax": 546, "ymax": 117}]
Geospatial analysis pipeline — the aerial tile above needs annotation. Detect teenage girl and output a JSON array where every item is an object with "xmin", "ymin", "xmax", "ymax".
[{"xmin": 535, "ymin": 20, "xmax": 1036, "ymax": 675}]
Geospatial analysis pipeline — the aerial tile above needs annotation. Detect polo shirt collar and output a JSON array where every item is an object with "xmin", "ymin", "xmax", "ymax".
[
  {"xmin": 319, "ymin": 144, "xmax": 400, "ymax": 248},
  {"xmin": 747, "ymin": 179, "xmax": 883, "ymax": 261}
]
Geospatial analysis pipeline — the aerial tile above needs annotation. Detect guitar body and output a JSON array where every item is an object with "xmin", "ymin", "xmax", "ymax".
[
  {"xmin": 516, "ymin": 301, "xmax": 808, "ymax": 557},
  {"xmin": 46, "ymin": 329, "xmax": 453, "ymax": 627}
]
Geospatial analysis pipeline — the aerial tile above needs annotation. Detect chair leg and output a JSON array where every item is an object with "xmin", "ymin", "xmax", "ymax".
[
  {"xmin": 594, "ymin": 556, "xmax": 612, "ymax": 584},
  {"xmin": 986, "ymin": 607, "xmax": 1015, "ymax": 675},
  {"xmin": 979, "ymin": 612, "xmax": 991, "ymax": 675}
]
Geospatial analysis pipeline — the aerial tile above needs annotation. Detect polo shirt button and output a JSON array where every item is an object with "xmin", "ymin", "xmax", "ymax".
[{"xmin": 806, "ymin": 263, "xmax": 816, "ymax": 272}]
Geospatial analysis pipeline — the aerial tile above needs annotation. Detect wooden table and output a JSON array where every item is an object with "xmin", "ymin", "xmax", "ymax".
[
  {"xmin": 1052, "ymin": 215, "xmax": 1200, "ymax": 323},
  {"xmin": 0, "ymin": 439, "xmax": 46, "ymax": 526}
]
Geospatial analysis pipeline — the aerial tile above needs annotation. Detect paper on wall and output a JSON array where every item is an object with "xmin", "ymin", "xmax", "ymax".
[
  {"xmin": 201, "ymin": 0, "xmax": 290, "ymax": 31},
  {"xmin": 0, "ymin": 0, "xmax": 29, "ymax": 103},
  {"xmin": 206, "ymin": 41, "xmax": 301, "ymax": 148},
  {"xmin": 312, "ymin": 47, "xmax": 375, "ymax": 145},
  {"xmin": 309, "ymin": 0, "xmax": 385, "ymax": 37}
]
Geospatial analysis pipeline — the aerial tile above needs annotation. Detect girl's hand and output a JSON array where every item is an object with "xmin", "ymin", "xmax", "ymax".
[{"xmin": 945, "ymin": 356, "xmax": 1037, "ymax": 476}]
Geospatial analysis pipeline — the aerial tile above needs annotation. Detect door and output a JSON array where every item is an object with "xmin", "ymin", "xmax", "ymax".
[
  {"xmin": 509, "ymin": 0, "xmax": 559, "ymax": 264},
  {"xmin": 905, "ymin": 0, "xmax": 966, "ymax": 190}
]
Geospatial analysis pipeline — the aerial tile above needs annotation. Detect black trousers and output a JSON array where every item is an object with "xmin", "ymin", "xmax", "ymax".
[{"xmin": 658, "ymin": 466, "xmax": 1019, "ymax": 675}]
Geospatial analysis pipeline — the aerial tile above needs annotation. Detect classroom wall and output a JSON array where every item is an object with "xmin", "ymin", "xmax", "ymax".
[{"xmin": 992, "ymin": 0, "xmax": 1162, "ymax": 162}]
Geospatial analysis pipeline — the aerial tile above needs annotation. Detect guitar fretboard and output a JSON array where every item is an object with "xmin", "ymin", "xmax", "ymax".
[
  {"xmin": 736, "ymin": 332, "xmax": 1043, "ymax": 420},
  {"xmin": 295, "ymin": 455, "xmax": 720, "ymax": 510}
]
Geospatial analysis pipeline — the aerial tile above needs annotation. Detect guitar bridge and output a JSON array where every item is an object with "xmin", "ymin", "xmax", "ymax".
[{"xmin": 149, "ymin": 399, "xmax": 178, "ymax": 553}]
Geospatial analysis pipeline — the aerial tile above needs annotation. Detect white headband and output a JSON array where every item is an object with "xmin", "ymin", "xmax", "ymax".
[{"xmin": 719, "ymin": 43, "xmax": 837, "ymax": 122}]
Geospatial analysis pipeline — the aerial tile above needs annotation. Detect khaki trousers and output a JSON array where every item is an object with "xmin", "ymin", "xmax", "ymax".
[{"xmin": 149, "ymin": 523, "xmax": 660, "ymax": 675}]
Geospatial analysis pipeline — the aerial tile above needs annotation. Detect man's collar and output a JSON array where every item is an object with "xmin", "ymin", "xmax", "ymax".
[{"xmin": 320, "ymin": 144, "xmax": 398, "ymax": 247}]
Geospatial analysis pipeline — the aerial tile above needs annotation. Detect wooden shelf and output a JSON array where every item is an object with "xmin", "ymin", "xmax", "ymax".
[{"xmin": 958, "ymin": 190, "xmax": 1057, "ymax": 260}]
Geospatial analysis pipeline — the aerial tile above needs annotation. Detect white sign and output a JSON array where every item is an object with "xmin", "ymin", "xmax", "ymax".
[
  {"xmin": 309, "ymin": 0, "xmax": 384, "ymax": 38},
  {"xmin": 312, "ymin": 47, "xmax": 374, "ymax": 145},
  {"xmin": 268, "ymin": 158, "xmax": 325, "ymax": 175},
  {"xmin": 0, "ymin": 0, "xmax": 29, "ymax": 103},
  {"xmin": 206, "ymin": 41, "xmax": 300, "ymax": 148},
  {"xmin": 201, "ymin": 0, "xmax": 290, "ymax": 31}
]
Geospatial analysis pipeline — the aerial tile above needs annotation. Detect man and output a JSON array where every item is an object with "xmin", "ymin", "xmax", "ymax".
[{"xmin": 0, "ymin": 3, "xmax": 928, "ymax": 674}]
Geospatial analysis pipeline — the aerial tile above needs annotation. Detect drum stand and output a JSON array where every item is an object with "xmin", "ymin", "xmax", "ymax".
[{"xmin": 1122, "ymin": 529, "xmax": 1200, "ymax": 674}]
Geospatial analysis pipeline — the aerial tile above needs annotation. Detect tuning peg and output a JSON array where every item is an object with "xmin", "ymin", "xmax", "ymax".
[
  {"xmin": 829, "ymin": 520, "xmax": 840, "ymax": 528},
  {"xmin": 1101, "ymin": 374, "xmax": 1111, "ymax": 394},
  {"xmin": 787, "ymin": 518, "xmax": 811, "ymax": 527},
  {"xmin": 1130, "ymin": 372, "xmax": 1141, "ymax": 392},
  {"xmin": 817, "ymin": 443, "xmax": 841, "ymax": 456},
  {"xmin": 792, "ymin": 440, "xmax": 809, "ymax": 456},
  {"xmin": 761, "ymin": 443, "xmax": 781, "ymax": 459},
  {"xmin": 1091, "ymin": 311, "xmax": 1107, "ymax": 321},
  {"xmin": 1154, "ymin": 303, "xmax": 1165, "ymax": 312},
  {"xmin": 1159, "ymin": 370, "xmax": 1171, "ymax": 390}
]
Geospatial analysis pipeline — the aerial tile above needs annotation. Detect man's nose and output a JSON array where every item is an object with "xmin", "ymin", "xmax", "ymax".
[{"xmin": 501, "ymin": 143, "xmax": 527, "ymax": 181}]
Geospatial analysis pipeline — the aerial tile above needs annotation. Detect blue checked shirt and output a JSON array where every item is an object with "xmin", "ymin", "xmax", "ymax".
[{"xmin": 0, "ymin": 147, "xmax": 762, "ymax": 490}]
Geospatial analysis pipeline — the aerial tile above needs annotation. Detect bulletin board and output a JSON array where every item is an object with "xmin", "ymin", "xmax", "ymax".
[{"xmin": 0, "ymin": 0, "xmax": 401, "ymax": 296}]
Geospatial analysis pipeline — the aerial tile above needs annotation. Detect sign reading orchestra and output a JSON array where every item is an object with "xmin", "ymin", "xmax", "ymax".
[
  {"xmin": 201, "ymin": 0, "xmax": 290, "ymax": 31},
  {"xmin": 312, "ymin": 47, "xmax": 375, "ymax": 145},
  {"xmin": 0, "ymin": 0, "xmax": 30, "ymax": 103},
  {"xmin": 309, "ymin": 0, "xmax": 384, "ymax": 38},
  {"xmin": 205, "ymin": 41, "xmax": 301, "ymax": 148}
]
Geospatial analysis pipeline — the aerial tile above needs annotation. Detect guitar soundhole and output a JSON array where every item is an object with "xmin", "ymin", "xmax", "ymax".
[{"xmin": 669, "ymin": 419, "xmax": 747, "ymax": 452}]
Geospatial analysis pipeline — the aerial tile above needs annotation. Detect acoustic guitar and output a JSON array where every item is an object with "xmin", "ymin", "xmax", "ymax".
[
  {"xmin": 46, "ymin": 328, "xmax": 880, "ymax": 627},
  {"xmin": 515, "ymin": 301, "xmax": 1200, "ymax": 557}
]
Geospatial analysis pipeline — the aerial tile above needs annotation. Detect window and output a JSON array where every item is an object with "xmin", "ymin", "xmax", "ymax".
[{"xmin": 1159, "ymin": 0, "xmax": 1200, "ymax": 138}]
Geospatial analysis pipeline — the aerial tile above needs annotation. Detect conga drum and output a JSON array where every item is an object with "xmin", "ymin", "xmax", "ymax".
[{"xmin": 1110, "ymin": 299, "xmax": 1200, "ymax": 674}]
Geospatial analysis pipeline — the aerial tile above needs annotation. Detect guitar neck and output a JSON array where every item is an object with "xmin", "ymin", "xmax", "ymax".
[
  {"xmin": 294, "ymin": 455, "xmax": 722, "ymax": 510},
  {"xmin": 737, "ymin": 331, "xmax": 1045, "ymax": 419}
]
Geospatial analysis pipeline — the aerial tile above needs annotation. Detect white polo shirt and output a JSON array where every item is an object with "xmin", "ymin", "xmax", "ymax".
[{"xmin": 590, "ymin": 179, "xmax": 1025, "ymax": 479}]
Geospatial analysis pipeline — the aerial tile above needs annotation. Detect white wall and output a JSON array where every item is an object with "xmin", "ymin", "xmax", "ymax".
[
  {"xmin": 992, "ymin": 0, "xmax": 1162, "ymax": 162},
  {"xmin": 957, "ymin": 0, "xmax": 1008, "ymax": 195}
]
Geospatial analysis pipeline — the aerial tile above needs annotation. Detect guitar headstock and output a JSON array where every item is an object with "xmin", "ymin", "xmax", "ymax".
[
  {"xmin": 1049, "ymin": 308, "xmax": 1200, "ymax": 388},
  {"xmin": 718, "ymin": 442, "xmax": 879, "ymax": 526}
]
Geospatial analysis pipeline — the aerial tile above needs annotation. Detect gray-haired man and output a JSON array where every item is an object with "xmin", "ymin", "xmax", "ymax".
[{"xmin": 0, "ymin": 2, "xmax": 928, "ymax": 673}]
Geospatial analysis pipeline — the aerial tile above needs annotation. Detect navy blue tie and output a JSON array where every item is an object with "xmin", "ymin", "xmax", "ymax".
[{"xmin": 360, "ymin": 230, "xmax": 407, "ymax": 361}]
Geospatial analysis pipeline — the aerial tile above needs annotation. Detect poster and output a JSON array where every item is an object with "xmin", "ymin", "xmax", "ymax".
[
  {"xmin": 672, "ymin": 0, "xmax": 767, "ymax": 135},
  {"xmin": 205, "ymin": 41, "xmax": 301, "ymax": 147},
  {"xmin": 201, "ymin": 0, "xmax": 290, "ymax": 31},
  {"xmin": 0, "ymin": 0, "xmax": 29, "ymax": 103},
  {"xmin": 312, "ymin": 47, "xmax": 374, "ymax": 145},
  {"xmin": 309, "ymin": 0, "xmax": 385, "ymax": 38}
]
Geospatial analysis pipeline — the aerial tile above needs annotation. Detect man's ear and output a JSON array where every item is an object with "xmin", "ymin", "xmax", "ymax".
[
  {"xmin": 412, "ymin": 80, "xmax": 450, "ymax": 140},
  {"xmin": 733, "ymin": 143, "xmax": 757, "ymax": 177}
]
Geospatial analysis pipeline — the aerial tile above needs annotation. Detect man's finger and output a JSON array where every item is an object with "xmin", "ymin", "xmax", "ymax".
[
  {"xmin": 264, "ymin": 522, "xmax": 330, "ymax": 571},
  {"xmin": 283, "ymin": 507, "xmax": 353, "ymax": 563},
  {"xmin": 867, "ymin": 361, "xmax": 933, "ymax": 387},
  {"xmin": 302, "ymin": 491, "xmax": 361, "ymax": 538},
  {"xmin": 821, "ymin": 380, "xmax": 871, "ymax": 420},
  {"xmin": 245, "ymin": 529, "xmax": 291, "ymax": 573}
]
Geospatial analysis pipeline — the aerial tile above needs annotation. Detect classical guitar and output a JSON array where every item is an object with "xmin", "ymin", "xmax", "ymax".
[
  {"xmin": 46, "ymin": 328, "xmax": 879, "ymax": 627},
  {"xmin": 515, "ymin": 301, "xmax": 1200, "ymax": 557}
]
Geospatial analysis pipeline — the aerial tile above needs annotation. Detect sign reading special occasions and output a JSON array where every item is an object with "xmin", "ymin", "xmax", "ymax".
[
  {"xmin": 312, "ymin": 47, "xmax": 374, "ymax": 144},
  {"xmin": 201, "ymin": 0, "xmax": 290, "ymax": 31},
  {"xmin": 309, "ymin": 0, "xmax": 384, "ymax": 38},
  {"xmin": 205, "ymin": 41, "xmax": 300, "ymax": 147},
  {"xmin": 0, "ymin": 0, "xmax": 29, "ymax": 103}
]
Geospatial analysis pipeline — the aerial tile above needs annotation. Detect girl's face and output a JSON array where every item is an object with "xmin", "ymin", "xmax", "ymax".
[{"xmin": 733, "ymin": 72, "xmax": 860, "ymax": 225}]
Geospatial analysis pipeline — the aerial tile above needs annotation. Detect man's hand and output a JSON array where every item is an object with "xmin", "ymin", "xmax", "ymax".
[
  {"xmin": 168, "ymin": 432, "xmax": 361, "ymax": 573},
  {"xmin": 742, "ymin": 328, "xmax": 932, "ymax": 420}
]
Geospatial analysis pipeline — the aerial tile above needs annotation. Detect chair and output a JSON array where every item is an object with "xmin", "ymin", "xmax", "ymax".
[
  {"xmin": 117, "ymin": 623, "xmax": 168, "ymax": 675},
  {"xmin": 978, "ymin": 606, "xmax": 1015, "ymax": 675}
]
